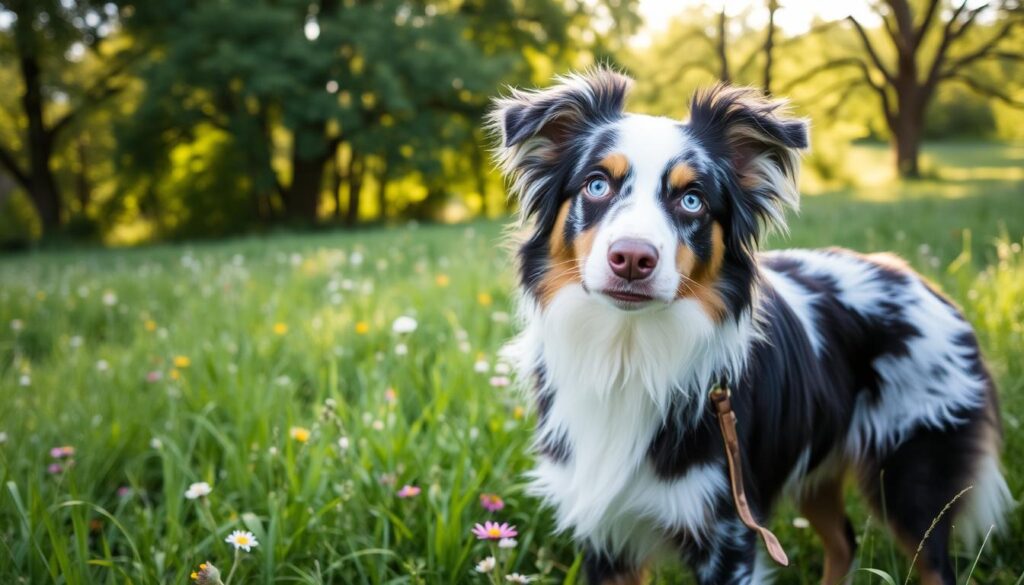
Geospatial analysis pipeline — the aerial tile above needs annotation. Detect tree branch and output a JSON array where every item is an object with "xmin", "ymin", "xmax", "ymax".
[
  {"xmin": 49, "ymin": 48, "xmax": 145, "ymax": 138},
  {"xmin": 924, "ymin": 1, "xmax": 985, "ymax": 92},
  {"xmin": 913, "ymin": 0, "xmax": 942, "ymax": 47},
  {"xmin": 941, "ymin": 17, "xmax": 1023, "ymax": 74},
  {"xmin": 877, "ymin": 0, "xmax": 908, "ymax": 49},
  {"xmin": 946, "ymin": 73, "xmax": 1024, "ymax": 109},
  {"xmin": 848, "ymin": 15, "xmax": 897, "ymax": 85},
  {"xmin": 779, "ymin": 57, "xmax": 864, "ymax": 94},
  {"xmin": 0, "ymin": 143, "xmax": 30, "ymax": 189}
]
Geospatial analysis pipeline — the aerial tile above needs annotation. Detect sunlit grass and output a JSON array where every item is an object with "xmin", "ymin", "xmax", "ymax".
[{"xmin": 1, "ymin": 142, "xmax": 1022, "ymax": 584}]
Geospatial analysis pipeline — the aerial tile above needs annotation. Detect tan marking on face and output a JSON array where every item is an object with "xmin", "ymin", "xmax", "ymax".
[
  {"xmin": 675, "ymin": 222, "xmax": 727, "ymax": 321},
  {"xmin": 668, "ymin": 163, "xmax": 697, "ymax": 189},
  {"xmin": 537, "ymin": 200, "xmax": 593, "ymax": 307},
  {"xmin": 599, "ymin": 153, "xmax": 630, "ymax": 179}
]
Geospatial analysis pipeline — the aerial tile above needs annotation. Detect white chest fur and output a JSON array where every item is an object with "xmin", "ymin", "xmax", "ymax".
[{"xmin": 505, "ymin": 285, "xmax": 753, "ymax": 559}]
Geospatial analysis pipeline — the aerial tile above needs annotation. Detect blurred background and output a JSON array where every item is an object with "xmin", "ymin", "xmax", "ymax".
[{"xmin": 0, "ymin": 0, "xmax": 1021, "ymax": 248}]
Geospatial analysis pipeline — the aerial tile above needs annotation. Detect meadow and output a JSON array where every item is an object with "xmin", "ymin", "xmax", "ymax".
[{"xmin": 1, "ymin": 142, "xmax": 1023, "ymax": 584}]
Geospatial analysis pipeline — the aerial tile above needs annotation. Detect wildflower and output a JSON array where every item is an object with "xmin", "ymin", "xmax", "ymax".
[
  {"xmin": 0, "ymin": 431, "xmax": 7, "ymax": 444},
  {"xmin": 475, "ymin": 556, "xmax": 496, "ymax": 574},
  {"xmin": 173, "ymin": 355, "xmax": 191, "ymax": 368},
  {"xmin": 384, "ymin": 388, "xmax": 397, "ymax": 403},
  {"xmin": 480, "ymin": 493, "xmax": 505, "ymax": 512},
  {"xmin": 394, "ymin": 343, "xmax": 408, "ymax": 356},
  {"xmin": 372, "ymin": 420, "xmax": 384, "ymax": 431},
  {"xmin": 477, "ymin": 292, "xmax": 493, "ymax": 306},
  {"xmin": 397, "ymin": 485, "xmax": 421, "ymax": 498},
  {"xmin": 392, "ymin": 315, "xmax": 417, "ymax": 334},
  {"xmin": 472, "ymin": 521, "xmax": 518, "ymax": 541},
  {"xmin": 69, "ymin": 335, "xmax": 83, "ymax": 348},
  {"xmin": 48, "ymin": 463, "xmax": 63, "ymax": 474},
  {"xmin": 170, "ymin": 369, "xmax": 180, "ymax": 381},
  {"xmin": 225, "ymin": 530, "xmax": 259, "ymax": 552},
  {"xmin": 491, "ymin": 311, "xmax": 510, "ymax": 323},
  {"xmin": 792, "ymin": 517, "xmax": 810, "ymax": 529},
  {"xmin": 489, "ymin": 376, "xmax": 510, "ymax": 388},
  {"xmin": 10, "ymin": 319, "xmax": 23, "ymax": 332},
  {"xmin": 96, "ymin": 359, "xmax": 109, "ymax": 372},
  {"xmin": 184, "ymin": 481, "xmax": 212, "ymax": 499},
  {"xmin": 506, "ymin": 574, "xmax": 533, "ymax": 583},
  {"xmin": 273, "ymin": 322, "xmax": 289, "ymax": 335},
  {"xmin": 494, "ymin": 363, "xmax": 511, "ymax": 375},
  {"xmin": 350, "ymin": 251, "xmax": 364, "ymax": 266},
  {"xmin": 289, "ymin": 427, "xmax": 311, "ymax": 443},
  {"xmin": 498, "ymin": 538, "xmax": 517, "ymax": 549},
  {"xmin": 474, "ymin": 359, "xmax": 489, "ymax": 373},
  {"xmin": 19, "ymin": 374, "xmax": 31, "ymax": 387},
  {"xmin": 117, "ymin": 486, "xmax": 132, "ymax": 498},
  {"xmin": 146, "ymin": 371, "xmax": 163, "ymax": 383},
  {"xmin": 513, "ymin": 406, "xmax": 525, "ymax": 420},
  {"xmin": 144, "ymin": 320, "xmax": 157, "ymax": 332},
  {"xmin": 102, "ymin": 290, "xmax": 118, "ymax": 306},
  {"xmin": 150, "ymin": 437, "xmax": 163, "ymax": 450},
  {"xmin": 435, "ymin": 274, "xmax": 450, "ymax": 287},
  {"xmin": 355, "ymin": 321, "xmax": 370, "ymax": 335},
  {"xmin": 190, "ymin": 561, "xmax": 222, "ymax": 584},
  {"xmin": 337, "ymin": 436, "xmax": 350, "ymax": 451},
  {"xmin": 50, "ymin": 445, "xmax": 75, "ymax": 459}
]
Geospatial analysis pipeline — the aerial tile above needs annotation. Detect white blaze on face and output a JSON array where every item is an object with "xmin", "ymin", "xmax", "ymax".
[{"xmin": 582, "ymin": 114, "xmax": 691, "ymax": 303}]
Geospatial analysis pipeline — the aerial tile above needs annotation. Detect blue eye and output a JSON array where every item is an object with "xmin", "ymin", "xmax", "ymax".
[
  {"xmin": 679, "ymin": 192, "xmax": 704, "ymax": 213},
  {"xmin": 584, "ymin": 177, "xmax": 612, "ymax": 200}
]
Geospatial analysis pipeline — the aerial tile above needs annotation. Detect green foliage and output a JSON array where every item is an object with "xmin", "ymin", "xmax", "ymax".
[{"xmin": 0, "ymin": 142, "xmax": 1023, "ymax": 583}]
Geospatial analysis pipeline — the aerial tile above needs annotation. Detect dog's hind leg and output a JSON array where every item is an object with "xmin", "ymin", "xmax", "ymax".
[
  {"xmin": 856, "ymin": 421, "xmax": 986, "ymax": 585},
  {"xmin": 798, "ymin": 475, "xmax": 856, "ymax": 585},
  {"xmin": 583, "ymin": 547, "xmax": 648, "ymax": 585}
]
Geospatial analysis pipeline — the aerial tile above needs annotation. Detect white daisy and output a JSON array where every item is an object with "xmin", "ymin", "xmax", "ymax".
[
  {"xmin": 392, "ymin": 316, "xmax": 417, "ymax": 334},
  {"xmin": 184, "ymin": 481, "xmax": 212, "ymax": 499},
  {"xmin": 474, "ymin": 556, "xmax": 496, "ymax": 574},
  {"xmin": 225, "ymin": 529, "xmax": 259, "ymax": 552},
  {"xmin": 506, "ymin": 574, "xmax": 533, "ymax": 583},
  {"xmin": 473, "ymin": 359, "xmax": 490, "ymax": 373},
  {"xmin": 498, "ymin": 537, "xmax": 518, "ymax": 549}
]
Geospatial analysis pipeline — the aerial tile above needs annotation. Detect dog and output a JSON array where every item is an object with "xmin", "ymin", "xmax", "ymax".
[{"xmin": 488, "ymin": 68, "xmax": 1012, "ymax": 585}]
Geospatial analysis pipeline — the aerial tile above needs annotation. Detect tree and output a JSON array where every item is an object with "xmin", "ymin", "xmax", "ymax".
[
  {"xmin": 793, "ymin": 0, "xmax": 1024, "ymax": 177},
  {"xmin": 0, "ymin": 0, "xmax": 138, "ymax": 233}
]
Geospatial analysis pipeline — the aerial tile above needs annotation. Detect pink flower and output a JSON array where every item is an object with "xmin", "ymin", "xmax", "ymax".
[
  {"xmin": 48, "ymin": 463, "xmax": 63, "ymax": 474},
  {"xmin": 480, "ymin": 493, "xmax": 505, "ymax": 512},
  {"xmin": 146, "ymin": 371, "xmax": 163, "ymax": 383},
  {"xmin": 472, "ymin": 521, "xmax": 518, "ymax": 541},
  {"xmin": 117, "ymin": 486, "xmax": 132, "ymax": 498},
  {"xmin": 50, "ymin": 445, "xmax": 75, "ymax": 459},
  {"xmin": 397, "ymin": 485, "xmax": 421, "ymax": 498}
]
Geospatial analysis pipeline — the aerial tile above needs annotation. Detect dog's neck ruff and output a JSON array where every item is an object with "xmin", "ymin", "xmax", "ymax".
[{"xmin": 506, "ymin": 284, "xmax": 758, "ymax": 554}]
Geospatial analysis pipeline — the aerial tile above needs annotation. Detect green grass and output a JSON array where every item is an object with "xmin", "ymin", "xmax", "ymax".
[{"xmin": 1, "ymin": 142, "xmax": 1022, "ymax": 584}]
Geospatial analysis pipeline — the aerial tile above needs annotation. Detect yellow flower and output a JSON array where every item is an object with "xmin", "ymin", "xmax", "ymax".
[
  {"xmin": 144, "ymin": 320, "xmax": 157, "ymax": 332},
  {"xmin": 513, "ymin": 406, "xmax": 525, "ymax": 420},
  {"xmin": 290, "ymin": 426, "xmax": 311, "ymax": 443},
  {"xmin": 173, "ymin": 355, "xmax": 191, "ymax": 368},
  {"xmin": 273, "ymin": 322, "xmax": 288, "ymax": 335},
  {"xmin": 355, "ymin": 321, "xmax": 370, "ymax": 335},
  {"xmin": 435, "ymin": 274, "xmax": 450, "ymax": 287},
  {"xmin": 170, "ymin": 369, "xmax": 180, "ymax": 381},
  {"xmin": 477, "ymin": 292, "xmax": 493, "ymax": 306}
]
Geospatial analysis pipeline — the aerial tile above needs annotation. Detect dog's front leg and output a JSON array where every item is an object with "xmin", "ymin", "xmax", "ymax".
[{"xmin": 682, "ymin": 517, "xmax": 762, "ymax": 585}]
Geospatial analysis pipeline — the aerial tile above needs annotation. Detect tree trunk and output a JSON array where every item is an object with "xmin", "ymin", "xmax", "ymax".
[
  {"xmin": 20, "ymin": 54, "xmax": 62, "ymax": 230},
  {"xmin": 472, "ymin": 140, "xmax": 490, "ymax": 217},
  {"xmin": 893, "ymin": 115, "xmax": 922, "ymax": 178},
  {"xmin": 331, "ymin": 152, "xmax": 344, "ymax": 219},
  {"xmin": 717, "ymin": 9, "xmax": 731, "ymax": 83},
  {"xmin": 346, "ymin": 152, "xmax": 364, "ymax": 225},
  {"xmin": 763, "ymin": 0, "xmax": 777, "ymax": 95},
  {"xmin": 75, "ymin": 138, "xmax": 91, "ymax": 214},
  {"xmin": 376, "ymin": 158, "xmax": 389, "ymax": 220},
  {"xmin": 288, "ymin": 152, "xmax": 328, "ymax": 221}
]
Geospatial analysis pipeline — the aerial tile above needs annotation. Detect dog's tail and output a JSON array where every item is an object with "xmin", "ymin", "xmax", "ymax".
[{"xmin": 958, "ymin": 453, "xmax": 1015, "ymax": 548}]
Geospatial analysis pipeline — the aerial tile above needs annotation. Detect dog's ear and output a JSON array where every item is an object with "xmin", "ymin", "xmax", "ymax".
[
  {"xmin": 488, "ymin": 68, "xmax": 633, "ymax": 221},
  {"xmin": 687, "ymin": 85, "xmax": 809, "ymax": 236}
]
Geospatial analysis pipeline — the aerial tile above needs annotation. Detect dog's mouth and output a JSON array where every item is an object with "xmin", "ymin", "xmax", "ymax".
[{"xmin": 600, "ymin": 287, "xmax": 658, "ymax": 309}]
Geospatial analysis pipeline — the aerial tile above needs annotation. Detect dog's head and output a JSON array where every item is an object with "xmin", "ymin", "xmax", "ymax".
[{"xmin": 489, "ymin": 68, "xmax": 808, "ymax": 320}]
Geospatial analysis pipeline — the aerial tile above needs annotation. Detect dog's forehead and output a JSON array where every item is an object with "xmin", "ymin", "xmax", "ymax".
[{"xmin": 609, "ymin": 114, "xmax": 697, "ymax": 175}]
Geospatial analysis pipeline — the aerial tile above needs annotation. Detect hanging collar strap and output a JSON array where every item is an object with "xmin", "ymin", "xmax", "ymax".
[{"xmin": 709, "ymin": 382, "xmax": 790, "ymax": 567}]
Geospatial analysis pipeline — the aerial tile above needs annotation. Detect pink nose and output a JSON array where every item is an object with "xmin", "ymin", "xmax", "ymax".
[{"xmin": 608, "ymin": 239, "xmax": 659, "ymax": 281}]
